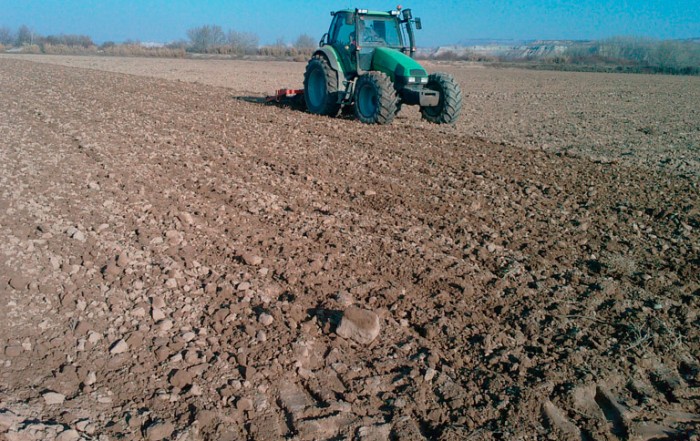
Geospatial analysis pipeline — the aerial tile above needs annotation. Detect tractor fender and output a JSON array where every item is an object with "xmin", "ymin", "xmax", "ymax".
[{"xmin": 314, "ymin": 47, "xmax": 345, "ymax": 85}]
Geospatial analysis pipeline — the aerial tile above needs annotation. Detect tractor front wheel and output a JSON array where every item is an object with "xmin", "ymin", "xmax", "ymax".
[
  {"xmin": 303, "ymin": 56, "xmax": 341, "ymax": 117},
  {"xmin": 420, "ymin": 73, "xmax": 462, "ymax": 124},
  {"xmin": 354, "ymin": 72, "xmax": 397, "ymax": 125}
]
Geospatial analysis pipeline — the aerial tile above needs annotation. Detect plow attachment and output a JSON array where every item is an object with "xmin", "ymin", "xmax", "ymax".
[{"xmin": 265, "ymin": 89, "xmax": 306, "ymax": 108}]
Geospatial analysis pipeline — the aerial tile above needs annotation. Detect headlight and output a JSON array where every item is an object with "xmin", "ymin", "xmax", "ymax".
[
  {"xmin": 420, "ymin": 77, "xmax": 428, "ymax": 84},
  {"xmin": 408, "ymin": 77, "xmax": 416, "ymax": 83}
]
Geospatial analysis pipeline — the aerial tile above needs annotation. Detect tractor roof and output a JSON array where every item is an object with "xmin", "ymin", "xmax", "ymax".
[{"xmin": 335, "ymin": 9, "xmax": 395, "ymax": 17}]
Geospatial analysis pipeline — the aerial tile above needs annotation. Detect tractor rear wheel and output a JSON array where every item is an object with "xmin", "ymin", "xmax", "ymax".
[
  {"xmin": 420, "ymin": 73, "xmax": 462, "ymax": 124},
  {"xmin": 354, "ymin": 72, "xmax": 398, "ymax": 124},
  {"xmin": 303, "ymin": 56, "xmax": 341, "ymax": 117}
]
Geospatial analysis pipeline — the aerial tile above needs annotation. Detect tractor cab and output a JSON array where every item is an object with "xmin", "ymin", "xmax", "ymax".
[
  {"xmin": 303, "ymin": 6, "xmax": 462, "ymax": 125},
  {"xmin": 324, "ymin": 8, "xmax": 418, "ymax": 73}
]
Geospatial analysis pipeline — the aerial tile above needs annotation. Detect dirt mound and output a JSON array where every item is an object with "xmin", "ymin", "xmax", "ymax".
[{"xmin": 0, "ymin": 58, "xmax": 698, "ymax": 440}]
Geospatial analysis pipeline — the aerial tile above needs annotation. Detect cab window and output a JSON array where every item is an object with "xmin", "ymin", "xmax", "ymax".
[
  {"xmin": 331, "ymin": 13, "xmax": 356, "ymax": 45},
  {"xmin": 359, "ymin": 17, "xmax": 402, "ymax": 47}
]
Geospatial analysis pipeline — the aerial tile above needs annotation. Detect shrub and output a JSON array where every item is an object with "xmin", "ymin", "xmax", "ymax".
[
  {"xmin": 20, "ymin": 44, "xmax": 41, "ymax": 54},
  {"xmin": 166, "ymin": 40, "xmax": 188, "ymax": 50},
  {"xmin": 41, "ymin": 43, "xmax": 99, "ymax": 55}
]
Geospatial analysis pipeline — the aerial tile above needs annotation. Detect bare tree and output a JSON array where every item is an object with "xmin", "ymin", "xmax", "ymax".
[
  {"xmin": 0, "ymin": 26, "xmax": 14, "ymax": 46},
  {"xmin": 294, "ymin": 34, "xmax": 316, "ymax": 50},
  {"xmin": 186, "ymin": 25, "xmax": 226, "ymax": 52},
  {"xmin": 16, "ymin": 25, "xmax": 34, "ymax": 46},
  {"xmin": 227, "ymin": 30, "xmax": 259, "ymax": 55}
]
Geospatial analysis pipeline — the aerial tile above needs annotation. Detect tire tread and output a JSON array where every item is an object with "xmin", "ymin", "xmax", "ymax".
[
  {"xmin": 420, "ymin": 72, "xmax": 462, "ymax": 124},
  {"xmin": 354, "ymin": 71, "xmax": 398, "ymax": 125}
]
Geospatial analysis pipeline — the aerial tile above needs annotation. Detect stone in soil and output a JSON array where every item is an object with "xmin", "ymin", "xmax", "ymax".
[
  {"xmin": 152, "ymin": 307, "xmax": 166, "ymax": 321},
  {"xmin": 7, "ymin": 276, "xmax": 29, "ymax": 290},
  {"xmin": 4, "ymin": 345, "xmax": 22, "ymax": 357},
  {"xmin": 55, "ymin": 429, "xmax": 82, "ymax": 441},
  {"xmin": 258, "ymin": 313, "xmax": 274, "ymax": 326},
  {"xmin": 169, "ymin": 369, "xmax": 193, "ymax": 388},
  {"xmin": 43, "ymin": 391, "xmax": 66, "ymax": 405},
  {"xmin": 296, "ymin": 413, "xmax": 356, "ymax": 440},
  {"xmin": 279, "ymin": 382, "xmax": 313, "ymax": 415},
  {"xmin": 109, "ymin": 339, "xmax": 129, "ymax": 354},
  {"xmin": 336, "ymin": 306, "xmax": 381, "ymax": 344},
  {"xmin": 358, "ymin": 423, "xmax": 392, "ymax": 441},
  {"xmin": 241, "ymin": 252, "xmax": 263, "ymax": 266},
  {"xmin": 236, "ymin": 397, "xmax": 254, "ymax": 411},
  {"xmin": 145, "ymin": 420, "xmax": 175, "ymax": 441},
  {"xmin": 0, "ymin": 409, "xmax": 21, "ymax": 429}
]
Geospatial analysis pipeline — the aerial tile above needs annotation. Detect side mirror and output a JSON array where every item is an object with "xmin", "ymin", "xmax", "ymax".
[
  {"xmin": 414, "ymin": 18, "xmax": 422, "ymax": 30},
  {"xmin": 402, "ymin": 9, "xmax": 413, "ymax": 20}
]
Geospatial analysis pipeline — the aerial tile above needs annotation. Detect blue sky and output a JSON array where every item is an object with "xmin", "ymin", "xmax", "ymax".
[{"xmin": 1, "ymin": 0, "xmax": 698, "ymax": 45}]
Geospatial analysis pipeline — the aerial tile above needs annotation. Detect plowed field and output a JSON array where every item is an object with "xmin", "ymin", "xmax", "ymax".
[{"xmin": 1, "ymin": 55, "xmax": 699, "ymax": 440}]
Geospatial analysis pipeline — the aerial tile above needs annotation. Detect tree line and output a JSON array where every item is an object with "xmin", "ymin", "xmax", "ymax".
[
  {"xmin": 563, "ymin": 37, "xmax": 700, "ymax": 75},
  {"xmin": 0, "ymin": 24, "xmax": 318, "ymax": 59},
  {"xmin": 0, "ymin": 25, "xmax": 96, "ymax": 47},
  {"xmin": 184, "ymin": 24, "xmax": 316, "ymax": 56}
]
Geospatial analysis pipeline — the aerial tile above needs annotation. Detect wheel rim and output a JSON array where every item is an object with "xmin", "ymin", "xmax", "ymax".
[
  {"xmin": 307, "ymin": 67, "xmax": 326, "ymax": 108},
  {"xmin": 357, "ymin": 83, "xmax": 378, "ymax": 118}
]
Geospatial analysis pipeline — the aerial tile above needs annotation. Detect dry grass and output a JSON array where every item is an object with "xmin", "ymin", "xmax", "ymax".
[
  {"xmin": 42, "ymin": 44, "xmax": 99, "ymax": 55},
  {"xmin": 257, "ymin": 46, "xmax": 314, "ymax": 59},
  {"xmin": 20, "ymin": 44, "xmax": 41, "ymax": 54},
  {"xmin": 102, "ymin": 44, "xmax": 185, "ymax": 58}
]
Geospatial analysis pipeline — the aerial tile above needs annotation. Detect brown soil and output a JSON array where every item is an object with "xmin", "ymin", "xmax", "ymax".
[{"xmin": 0, "ymin": 55, "xmax": 698, "ymax": 440}]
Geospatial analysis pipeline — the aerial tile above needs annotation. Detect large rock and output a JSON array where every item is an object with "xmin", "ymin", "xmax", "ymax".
[
  {"xmin": 145, "ymin": 421, "xmax": 174, "ymax": 441},
  {"xmin": 336, "ymin": 307, "xmax": 381, "ymax": 344},
  {"xmin": 43, "ymin": 392, "xmax": 66, "ymax": 405},
  {"xmin": 109, "ymin": 339, "xmax": 129, "ymax": 355}
]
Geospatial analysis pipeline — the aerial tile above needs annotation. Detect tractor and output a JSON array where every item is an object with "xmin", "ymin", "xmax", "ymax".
[{"xmin": 303, "ymin": 7, "xmax": 462, "ymax": 125}]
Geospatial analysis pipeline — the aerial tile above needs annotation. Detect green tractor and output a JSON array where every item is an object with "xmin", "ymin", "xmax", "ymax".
[{"xmin": 303, "ymin": 7, "xmax": 462, "ymax": 125}]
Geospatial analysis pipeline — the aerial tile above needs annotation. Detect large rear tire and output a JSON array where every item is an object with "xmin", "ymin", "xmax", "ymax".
[
  {"xmin": 420, "ymin": 73, "xmax": 462, "ymax": 124},
  {"xmin": 303, "ymin": 56, "xmax": 341, "ymax": 117},
  {"xmin": 354, "ymin": 72, "xmax": 397, "ymax": 125}
]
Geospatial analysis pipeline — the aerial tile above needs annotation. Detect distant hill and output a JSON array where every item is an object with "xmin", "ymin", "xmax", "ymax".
[{"xmin": 419, "ymin": 40, "xmax": 592, "ymax": 60}]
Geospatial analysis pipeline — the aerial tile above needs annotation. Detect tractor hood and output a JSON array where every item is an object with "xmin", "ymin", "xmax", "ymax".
[{"xmin": 371, "ymin": 47, "xmax": 427, "ymax": 82}]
